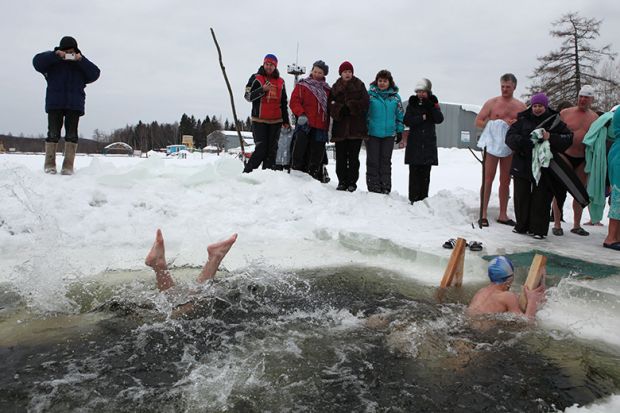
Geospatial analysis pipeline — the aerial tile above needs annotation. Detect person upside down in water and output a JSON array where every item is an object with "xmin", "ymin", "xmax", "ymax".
[
  {"xmin": 145, "ymin": 228, "xmax": 237, "ymax": 290},
  {"xmin": 468, "ymin": 256, "xmax": 546, "ymax": 319}
]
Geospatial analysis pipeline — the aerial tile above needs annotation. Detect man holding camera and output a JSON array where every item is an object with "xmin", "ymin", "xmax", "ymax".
[{"xmin": 33, "ymin": 36, "xmax": 100, "ymax": 175}]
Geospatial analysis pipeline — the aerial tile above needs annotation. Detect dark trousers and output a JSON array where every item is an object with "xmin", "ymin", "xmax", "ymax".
[
  {"xmin": 335, "ymin": 139, "xmax": 362, "ymax": 187},
  {"xmin": 408, "ymin": 165, "xmax": 432, "ymax": 202},
  {"xmin": 291, "ymin": 128, "xmax": 326, "ymax": 180},
  {"xmin": 513, "ymin": 173, "xmax": 554, "ymax": 236},
  {"xmin": 244, "ymin": 122, "xmax": 281, "ymax": 172},
  {"xmin": 46, "ymin": 109, "xmax": 80, "ymax": 143},
  {"xmin": 366, "ymin": 136, "xmax": 394, "ymax": 193}
]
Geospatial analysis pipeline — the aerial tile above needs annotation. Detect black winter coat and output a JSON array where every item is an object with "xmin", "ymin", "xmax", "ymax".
[
  {"xmin": 32, "ymin": 51, "xmax": 100, "ymax": 115},
  {"xmin": 505, "ymin": 107, "xmax": 573, "ymax": 181},
  {"xmin": 403, "ymin": 94, "xmax": 444, "ymax": 165}
]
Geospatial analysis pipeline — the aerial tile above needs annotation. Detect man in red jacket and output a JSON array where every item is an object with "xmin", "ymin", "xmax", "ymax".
[{"xmin": 243, "ymin": 54, "xmax": 290, "ymax": 173}]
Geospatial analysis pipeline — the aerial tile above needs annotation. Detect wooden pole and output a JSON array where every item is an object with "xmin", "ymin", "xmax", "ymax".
[
  {"xmin": 210, "ymin": 28, "xmax": 245, "ymax": 159},
  {"xmin": 440, "ymin": 238, "xmax": 467, "ymax": 288},
  {"xmin": 519, "ymin": 254, "xmax": 547, "ymax": 312}
]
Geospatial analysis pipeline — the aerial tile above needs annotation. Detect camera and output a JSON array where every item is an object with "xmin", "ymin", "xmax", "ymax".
[{"xmin": 64, "ymin": 53, "xmax": 76, "ymax": 61}]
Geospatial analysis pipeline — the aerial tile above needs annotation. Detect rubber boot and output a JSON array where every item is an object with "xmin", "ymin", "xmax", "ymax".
[
  {"xmin": 44, "ymin": 142, "xmax": 57, "ymax": 174},
  {"xmin": 61, "ymin": 142, "xmax": 78, "ymax": 175}
]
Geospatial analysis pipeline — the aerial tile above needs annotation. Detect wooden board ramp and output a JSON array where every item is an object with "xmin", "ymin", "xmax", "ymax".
[
  {"xmin": 518, "ymin": 254, "xmax": 547, "ymax": 312},
  {"xmin": 440, "ymin": 238, "xmax": 467, "ymax": 288}
]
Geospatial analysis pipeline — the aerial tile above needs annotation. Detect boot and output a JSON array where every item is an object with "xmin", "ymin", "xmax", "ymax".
[
  {"xmin": 61, "ymin": 142, "xmax": 78, "ymax": 175},
  {"xmin": 44, "ymin": 142, "xmax": 57, "ymax": 174}
]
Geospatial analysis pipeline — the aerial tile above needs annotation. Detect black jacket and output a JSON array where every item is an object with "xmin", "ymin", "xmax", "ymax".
[
  {"xmin": 403, "ymin": 94, "xmax": 444, "ymax": 165},
  {"xmin": 505, "ymin": 107, "xmax": 573, "ymax": 181}
]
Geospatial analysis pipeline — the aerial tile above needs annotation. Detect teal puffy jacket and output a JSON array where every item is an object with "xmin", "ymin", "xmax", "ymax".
[{"xmin": 367, "ymin": 84, "xmax": 404, "ymax": 138}]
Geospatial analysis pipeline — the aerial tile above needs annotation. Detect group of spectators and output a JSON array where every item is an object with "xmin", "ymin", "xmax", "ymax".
[
  {"xmin": 243, "ymin": 55, "xmax": 619, "ymax": 251},
  {"xmin": 243, "ymin": 54, "xmax": 444, "ymax": 203},
  {"xmin": 31, "ymin": 38, "xmax": 618, "ymax": 252}
]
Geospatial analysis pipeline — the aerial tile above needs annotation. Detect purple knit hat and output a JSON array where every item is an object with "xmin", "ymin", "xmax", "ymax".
[{"xmin": 530, "ymin": 93, "xmax": 549, "ymax": 108}]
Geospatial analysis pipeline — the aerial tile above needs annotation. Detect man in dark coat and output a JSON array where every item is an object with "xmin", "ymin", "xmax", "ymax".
[
  {"xmin": 505, "ymin": 93, "xmax": 573, "ymax": 239},
  {"xmin": 33, "ymin": 36, "xmax": 100, "ymax": 175},
  {"xmin": 403, "ymin": 78, "xmax": 444, "ymax": 203},
  {"xmin": 329, "ymin": 61, "xmax": 369, "ymax": 191}
]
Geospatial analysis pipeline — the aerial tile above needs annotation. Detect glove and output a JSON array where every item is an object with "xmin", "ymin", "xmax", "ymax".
[
  {"xmin": 395, "ymin": 132, "xmax": 403, "ymax": 144},
  {"xmin": 297, "ymin": 115, "xmax": 308, "ymax": 126}
]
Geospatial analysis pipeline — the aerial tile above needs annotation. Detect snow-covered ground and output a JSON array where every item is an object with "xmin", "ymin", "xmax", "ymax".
[{"xmin": 1, "ymin": 148, "xmax": 619, "ymax": 411}]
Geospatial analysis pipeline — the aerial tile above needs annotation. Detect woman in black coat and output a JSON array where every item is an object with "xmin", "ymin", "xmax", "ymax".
[
  {"xmin": 505, "ymin": 93, "xmax": 573, "ymax": 239},
  {"xmin": 403, "ymin": 78, "xmax": 444, "ymax": 203}
]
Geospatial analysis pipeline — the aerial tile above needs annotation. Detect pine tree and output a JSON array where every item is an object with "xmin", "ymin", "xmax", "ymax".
[{"xmin": 527, "ymin": 12, "xmax": 617, "ymax": 105}]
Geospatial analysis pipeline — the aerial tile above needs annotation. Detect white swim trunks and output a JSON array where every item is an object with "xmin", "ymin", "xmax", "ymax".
[{"xmin": 477, "ymin": 119, "xmax": 512, "ymax": 157}]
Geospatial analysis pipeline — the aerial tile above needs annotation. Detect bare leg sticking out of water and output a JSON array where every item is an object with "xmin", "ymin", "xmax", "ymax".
[{"xmin": 145, "ymin": 229, "xmax": 238, "ymax": 292}]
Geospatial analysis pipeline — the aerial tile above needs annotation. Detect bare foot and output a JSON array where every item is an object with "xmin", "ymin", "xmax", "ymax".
[
  {"xmin": 145, "ymin": 229, "xmax": 167, "ymax": 270},
  {"xmin": 207, "ymin": 233, "xmax": 238, "ymax": 262},
  {"xmin": 198, "ymin": 233, "xmax": 238, "ymax": 282}
]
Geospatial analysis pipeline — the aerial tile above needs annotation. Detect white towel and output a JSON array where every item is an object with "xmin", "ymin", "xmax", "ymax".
[{"xmin": 477, "ymin": 119, "xmax": 512, "ymax": 157}]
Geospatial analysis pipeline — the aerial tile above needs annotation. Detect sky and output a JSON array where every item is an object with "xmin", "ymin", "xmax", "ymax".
[{"xmin": 1, "ymin": 0, "xmax": 619, "ymax": 140}]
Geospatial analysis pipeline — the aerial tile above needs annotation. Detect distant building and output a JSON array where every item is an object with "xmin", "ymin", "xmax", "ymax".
[
  {"xmin": 401, "ymin": 102, "xmax": 481, "ymax": 150},
  {"xmin": 206, "ymin": 130, "xmax": 254, "ymax": 151},
  {"xmin": 181, "ymin": 135, "xmax": 194, "ymax": 149}
]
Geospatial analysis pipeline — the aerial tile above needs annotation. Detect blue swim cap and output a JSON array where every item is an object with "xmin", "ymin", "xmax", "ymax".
[{"xmin": 488, "ymin": 256, "xmax": 514, "ymax": 284}]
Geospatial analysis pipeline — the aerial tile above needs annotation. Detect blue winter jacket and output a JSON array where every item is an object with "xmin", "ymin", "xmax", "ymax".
[
  {"xmin": 367, "ymin": 84, "xmax": 404, "ymax": 138},
  {"xmin": 33, "ymin": 51, "xmax": 100, "ymax": 115}
]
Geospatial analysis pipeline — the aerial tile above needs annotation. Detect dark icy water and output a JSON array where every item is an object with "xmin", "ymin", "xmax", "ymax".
[{"xmin": 1, "ymin": 265, "xmax": 619, "ymax": 412}]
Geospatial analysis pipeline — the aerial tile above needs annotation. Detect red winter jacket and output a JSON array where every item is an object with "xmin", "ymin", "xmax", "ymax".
[{"xmin": 289, "ymin": 80, "xmax": 330, "ymax": 131}]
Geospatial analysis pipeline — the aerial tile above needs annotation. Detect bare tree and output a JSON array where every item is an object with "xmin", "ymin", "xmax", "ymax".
[
  {"xmin": 595, "ymin": 59, "xmax": 620, "ymax": 111},
  {"xmin": 527, "ymin": 12, "xmax": 617, "ymax": 105}
]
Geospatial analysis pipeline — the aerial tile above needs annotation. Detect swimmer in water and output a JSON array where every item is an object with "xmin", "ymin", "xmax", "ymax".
[
  {"xmin": 468, "ymin": 256, "xmax": 545, "ymax": 319},
  {"xmin": 145, "ymin": 229, "xmax": 237, "ymax": 292}
]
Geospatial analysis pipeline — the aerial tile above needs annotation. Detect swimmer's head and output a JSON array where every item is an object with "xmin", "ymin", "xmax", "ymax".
[{"xmin": 488, "ymin": 256, "xmax": 514, "ymax": 284}]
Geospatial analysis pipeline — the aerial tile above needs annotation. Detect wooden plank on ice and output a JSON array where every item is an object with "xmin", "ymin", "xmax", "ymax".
[
  {"xmin": 518, "ymin": 254, "xmax": 547, "ymax": 312},
  {"xmin": 440, "ymin": 238, "xmax": 466, "ymax": 288}
]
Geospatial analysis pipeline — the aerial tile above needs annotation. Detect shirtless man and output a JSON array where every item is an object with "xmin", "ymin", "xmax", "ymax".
[
  {"xmin": 555, "ymin": 85, "xmax": 599, "ymax": 236},
  {"xmin": 468, "ymin": 256, "xmax": 545, "ymax": 319},
  {"xmin": 475, "ymin": 74, "xmax": 527, "ymax": 227},
  {"xmin": 145, "ymin": 229, "xmax": 238, "ymax": 292}
]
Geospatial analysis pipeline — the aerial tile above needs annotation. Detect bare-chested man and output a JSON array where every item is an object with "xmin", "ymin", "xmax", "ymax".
[
  {"xmin": 475, "ymin": 74, "xmax": 527, "ymax": 227},
  {"xmin": 553, "ymin": 85, "xmax": 599, "ymax": 236},
  {"xmin": 145, "ymin": 229, "xmax": 237, "ymax": 292},
  {"xmin": 468, "ymin": 256, "xmax": 545, "ymax": 319}
]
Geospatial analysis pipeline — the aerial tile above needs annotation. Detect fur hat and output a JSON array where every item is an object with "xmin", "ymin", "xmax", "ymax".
[
  {"xmin": 530, "ymin": 93, "xmax": 549, "ymax": 108},
  {"xmin": 263, "ymin": 54, "xmax": 278, "ymax": 67},
  {"xmin": 56, "ymin": 36, "xmax": 80, "ymax": 53},
  {"xmin": 339, "ymin": 61, "xmax": 354, "ymax": 75},
  {"xmin": 312, "ymin": 60, "xmax": 329, "ymax": 76},
  {"xmin": 578, "ymin": 85, "xmax": 595, "ymax": 97},
  {"xmin": 414, "ymin": 78, "xmax": 432, "ymax": 92}
]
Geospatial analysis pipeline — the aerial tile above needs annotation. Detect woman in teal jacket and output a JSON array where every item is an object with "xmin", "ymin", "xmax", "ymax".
[{"xmin": 366, "ymin": 70, "xmax": 404, "ymax": 193}]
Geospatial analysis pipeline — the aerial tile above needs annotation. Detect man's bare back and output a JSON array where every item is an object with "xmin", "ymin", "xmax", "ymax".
[
  {"xmin": 560, "ymin": 107, "xmax": 599, "ymax": 157},
  {"xmin": 468, "ymin": 285, "xmax": 521, "ymax": 315}
]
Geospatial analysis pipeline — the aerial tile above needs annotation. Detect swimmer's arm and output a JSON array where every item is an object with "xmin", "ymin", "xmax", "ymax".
[
  {"xmin": 475, "ymin": 99, "xmax": 493, "ymax": 128},
  {"xmin": 503, "ymin": 293, "xmax": 524, "ymax": 317}
]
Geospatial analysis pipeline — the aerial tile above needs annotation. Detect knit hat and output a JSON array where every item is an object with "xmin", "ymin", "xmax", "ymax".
[
  {"xmin": 57, "ymin": 36, "xmax": 80, "ymax": 53},
  {"xmin": 339, "ymin": 61, "xmax": 354, "ymax": 75},
  {"xmin": 578, "ymin": 85, "xmax": 595, "ymax": 97},
  {"xmin": 312, "ymin": 60, "xmax": 329, "ymax": 76},
  {"xmin": 487, "ymin": 256, "xmax": 515, "ymax": 284},
  {"xmin": 263, "ymin": 54, "xmax": 278, "ymax": 67},
  {"xmin": 530, "ymin": 93, "xmax": 549, "ymax": 108},
  {"xmin": 414, "ymin": 78, "xmax": 432, "ymax": 92}
]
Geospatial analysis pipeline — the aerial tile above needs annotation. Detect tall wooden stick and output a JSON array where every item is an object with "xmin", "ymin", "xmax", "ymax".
[{"xmin": 210, "ymin": 28, "xmax": 245, "ymax": 158}]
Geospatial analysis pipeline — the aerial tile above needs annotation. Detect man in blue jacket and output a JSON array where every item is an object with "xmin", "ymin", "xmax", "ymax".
[{"xmin": 33, "ymin": 36, "xmax": 100, "ymax": 175}]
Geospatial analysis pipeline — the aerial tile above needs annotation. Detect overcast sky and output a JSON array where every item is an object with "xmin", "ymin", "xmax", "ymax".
[{"xmin": 1, "ymin": 0, "xmax": 618, "ymax": 140}]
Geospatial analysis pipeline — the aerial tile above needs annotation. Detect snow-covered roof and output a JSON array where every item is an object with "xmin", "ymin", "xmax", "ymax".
[{"xmin": 441, "ymin": 102, "xmax": 482, "ymax": 114}]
